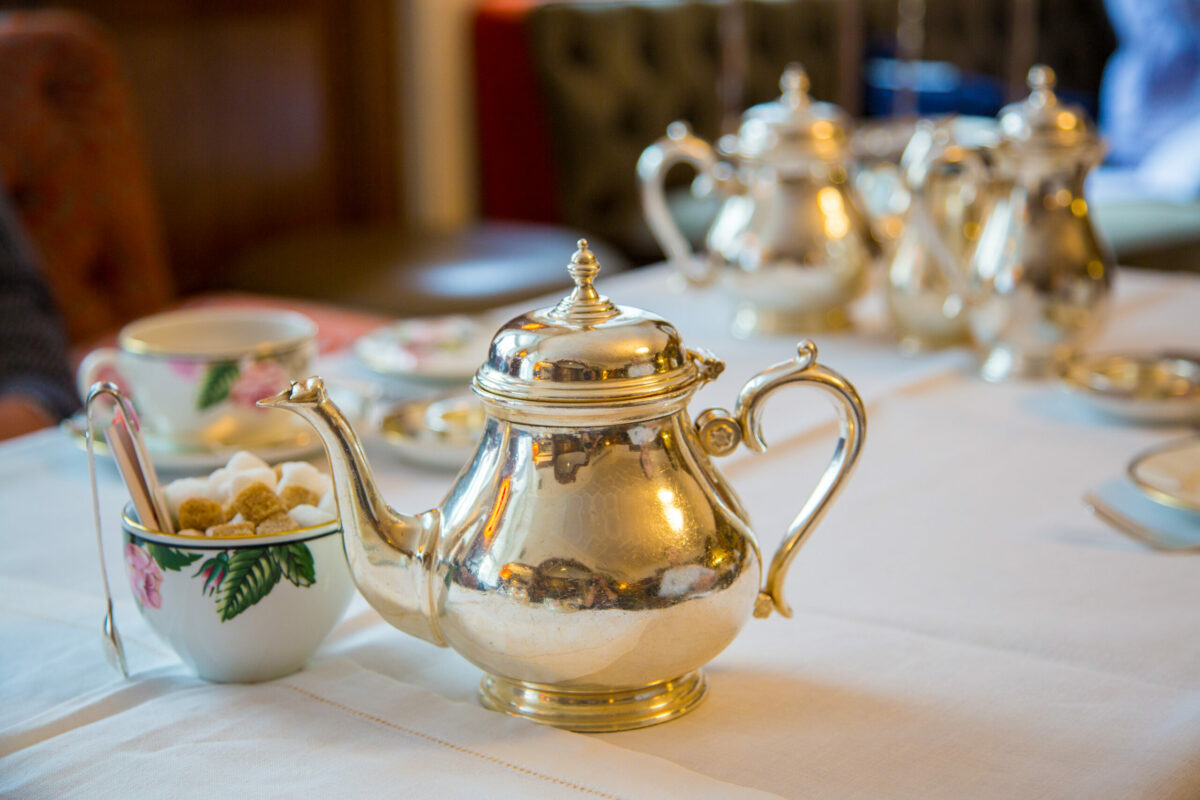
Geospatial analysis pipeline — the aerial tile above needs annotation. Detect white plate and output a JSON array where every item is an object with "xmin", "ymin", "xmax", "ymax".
[
  {"xmin": 1057, "ymin": 351, "xmax": 1200, "ymax": 425},
  {"xmin": 354, "ymin": 315, "xmax": 496, "ymax": 383},
  {"xmin": 1128, "ymin": 436, "xmax": 1200, "ymax": 513},
  {"xmin": 379, "ymin": 394, "xmax": 484, "ymax": 472}
]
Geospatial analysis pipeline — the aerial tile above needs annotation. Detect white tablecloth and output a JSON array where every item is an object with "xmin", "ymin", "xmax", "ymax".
[{"xmin": 3, "ymin": 266, "xmax": 1200, "ymax": 798}]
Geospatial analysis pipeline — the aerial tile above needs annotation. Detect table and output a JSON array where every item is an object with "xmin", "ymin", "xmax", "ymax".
[{"xmin": 4, "ymin": 265, "xmax": 1200, "ymax": 798}]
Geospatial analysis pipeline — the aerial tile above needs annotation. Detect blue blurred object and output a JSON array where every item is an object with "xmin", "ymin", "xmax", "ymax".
[
  {"xmin": 863, "ymin": 58, "xmax": 1005, "ymax": 118},
  {"xmin": 1101, "ymin": 0, "xmax": 1200, "ymax": 171}
]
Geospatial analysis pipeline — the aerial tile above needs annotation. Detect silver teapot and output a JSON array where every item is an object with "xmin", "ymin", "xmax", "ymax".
[
  {"xmin": 638, "ymin": 65, "xmax": 879, "ymax": 336},
  {"xmin": 895, "ymin": 66, "xmax": 1114, "ymax": 379},
  {"xmin": 261, "ymin": 241, "xmax": 866, "ymax": 732},
  {"xmin": 886, "ymin": 118, "xmax": 995, "ymax": 353}
]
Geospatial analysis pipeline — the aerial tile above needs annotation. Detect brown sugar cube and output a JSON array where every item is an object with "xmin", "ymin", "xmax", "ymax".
[
  {"xmin": 273, "ymin": 464, "xmax": 284, "ymax": 480},
  {"xmin": 279, "ymin": 485, "xmax": 320, "ymax": 511},
  {"xmin": 231, "ymin": 482, "xmax": 286, "ymax": 524},
  {"xmin": 178, "ymin": 498, "xmax": 226, "ymax": 531},
  {"xmin": 256, "ymin": 511, "xmax": 298, "ymax": 535},
  {"xmin": 208, "ymin": 521, "xmax": 256, "ymax": 538}
]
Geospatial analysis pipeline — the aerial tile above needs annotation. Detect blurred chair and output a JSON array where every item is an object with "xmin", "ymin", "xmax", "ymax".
[
  {"xmin": 475, "ymin": 0, "xmax": 848, "ymax": 265},
  {"xmin": 0, "ymin": 10, "xmax": 174, "ymax": 344}
]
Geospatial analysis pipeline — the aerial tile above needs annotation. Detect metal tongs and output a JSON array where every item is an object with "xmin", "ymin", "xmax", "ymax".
[{"xmin": 84, "ymin": 381, "xmax": 173, "ymax": 678}]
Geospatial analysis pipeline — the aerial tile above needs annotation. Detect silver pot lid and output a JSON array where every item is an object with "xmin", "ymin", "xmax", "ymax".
[
  {"xmin": 997, "ymin": 65, "xmax": 1098, "ymax": 150},
  {"xmin": 473, "ymin": 241, "xmax": 703, "ymax": 404},
  {"xmin": 736, "ymin": 64, "xmax": 850, "ymax": 163}
]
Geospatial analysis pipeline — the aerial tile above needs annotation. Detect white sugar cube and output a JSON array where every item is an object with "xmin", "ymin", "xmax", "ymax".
[
  {"xmin": 289, "ymin": 503, "xmax": 336, "ymax": 527},
  {"xmin": 226, "ymin": 451, "xmax": 269, "ymax": 472},
  {"xmin": 277, "ymin": 462, "xmax": 326, "ymax": 496},
  {"xmin": 207, "ymin": 467, "xmax": 235, "ymax": 506},
  {"xmin": 318, "ymin": 490, "xmax": 336, "ymax": 515}
]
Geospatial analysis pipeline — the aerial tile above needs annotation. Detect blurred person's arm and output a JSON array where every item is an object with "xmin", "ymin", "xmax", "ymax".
[{"xmin": 0, "ymin": 185, "xmax": 79, "ymax": 440}]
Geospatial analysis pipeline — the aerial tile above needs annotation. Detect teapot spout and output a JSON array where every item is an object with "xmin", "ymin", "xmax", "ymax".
[{"xmin": 259, "ymin": 379, "xmax": 445, "ymax": 647}]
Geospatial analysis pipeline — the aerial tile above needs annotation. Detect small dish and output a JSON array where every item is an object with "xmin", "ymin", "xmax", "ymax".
[
  {"xmin": 1085, "ymin": 476, "xmax": 1200, "ymax": 550},
  {"xmin": 1057, "ymin": 351, "xmax": 1200, "ymax": 425},
  {"xmin": 1127, "ymin": 436, "xmax": 1200, "ymax": 513},
  {"xmin": 379, "ymin": 394, "xmax": 485, "ymax": 472},
  {"xmin": 354, "ymin": 315, "xmax": 495, "ymax": 383},
  {"xmin": 121, "ymin": 505, "xmax": 355, "ymax": 682}
]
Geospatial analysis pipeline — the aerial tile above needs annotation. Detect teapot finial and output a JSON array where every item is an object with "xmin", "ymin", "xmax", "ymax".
[
  {"xmin": 781, "ymin": 63, "xmax": 810, "ymax": 108},
  {"xmin": 552, "ymin": 239, "xmax": 619, "ymax": 322},
  {"xmin": 1027, "ymin": 64, "xmax": 1056, "ymax": 94},
  {"xmin": 568, "ymin": 239, "xmax": 600, "ymax": 288}
]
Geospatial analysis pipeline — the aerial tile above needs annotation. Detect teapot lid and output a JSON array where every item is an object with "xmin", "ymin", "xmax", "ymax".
[
  {"xmin": 736, "ymin": 64, "xmax": 850, "ymax": 162},
  {"xmin": 473, "ymin": 241, "xmax": 706, "ymax": 404},
  {"xmin": 997, "ymin": 65, "xmax": 1098, "ymax": 149}
]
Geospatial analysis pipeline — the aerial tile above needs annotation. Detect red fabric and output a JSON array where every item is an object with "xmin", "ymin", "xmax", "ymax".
[{"xmin": 473, "ymin": 0, "xmax": 559, "ymax": 223}]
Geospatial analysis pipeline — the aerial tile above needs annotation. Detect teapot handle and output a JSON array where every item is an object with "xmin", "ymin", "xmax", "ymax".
[
  {"xmin": 637, "ymin": 121, "xmax": 719, "ymax": 286},
  {"xmin": 902, "ymin": 124, "xmax": 993, "ymax": 310},
  {"xmin": 696, "ymin": 340, "xmax": 866, "ymax": 619}
]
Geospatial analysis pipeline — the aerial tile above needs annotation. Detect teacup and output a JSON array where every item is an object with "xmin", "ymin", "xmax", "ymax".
[
  {"xmin": 122, "ymin": 505, "xmax": 354, "ymax": 682},
  {"xmin": 77, "ymin": 308, "xmax": 317, "ymax": 448}
]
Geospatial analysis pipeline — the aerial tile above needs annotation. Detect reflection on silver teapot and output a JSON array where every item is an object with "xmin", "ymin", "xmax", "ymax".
[
  {"xmin": 261, "ymin": 241, "xmax": 866, "ymax": 732},
  {"xmin": 889, "ymin": 66, "xmax": 1114, "ymax": 379},
  {"xmin": 638, "ymin": 65, "xmax": 880, "ymax": 337}
]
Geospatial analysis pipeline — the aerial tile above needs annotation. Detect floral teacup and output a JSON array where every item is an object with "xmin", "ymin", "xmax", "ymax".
[
  {"xmin": 122, "ymin": 505, "xmax": 354, "ymax": 682},
  {"xmin": 77, "ymin": 308, "xmax": 316, "ymax": 449}
]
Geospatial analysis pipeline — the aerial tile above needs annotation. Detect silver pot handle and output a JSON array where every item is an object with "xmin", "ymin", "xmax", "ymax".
[
  {"xmin": 637, "ymin": 121, "xmax": 718, "ymax": 286},
  {"xmin": 695, "ymin": 341, "xmax": 867, "ymax": 619}
]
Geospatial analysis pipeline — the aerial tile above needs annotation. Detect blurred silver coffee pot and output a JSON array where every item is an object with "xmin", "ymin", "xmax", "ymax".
[
  {"xmin": 893, "ymin": 66, "xmax": 1115, "ymax": 379},
  {"xmin": 638, "ymin": 64, "xmax": 879, "ymax": 336},
  {"xmin": 885, "ymin": 118, "xmax": 996, "ymax": 353}
]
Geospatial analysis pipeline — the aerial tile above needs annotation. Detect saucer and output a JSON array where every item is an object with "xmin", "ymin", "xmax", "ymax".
[
  {"xmin": 1127, "ymin": 436, "xmax": 1200, "ymax": 513},
  {"xmin": 64, "ymin": 414, "xmax": 324, "ymax": 473},
  {"xmin": 379, "ymin": 394, "xmax": 484, "ymax": 472},
  {"xmin": 354, "ymin": 315, "xmax": 496, "ymax": 384},
  {"xmin": 1057, "ymin": 351, "xmax": 1200, "ymax": 424},
  {"xmin": 1088, "ymin": 475, "xmax": 1200, "ymax": 548}
]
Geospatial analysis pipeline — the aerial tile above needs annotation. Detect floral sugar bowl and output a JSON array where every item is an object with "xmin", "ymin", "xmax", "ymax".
[{"xmin": 121, "ymin": 452, "xmax": 354, "ymax": 682}]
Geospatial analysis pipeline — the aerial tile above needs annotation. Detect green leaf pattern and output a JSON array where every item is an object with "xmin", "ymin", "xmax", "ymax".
[
  {"xmin": 196, "ymin": 361, "xmax": 240, "ymax": 410},
  {"xmin": 277, "ymin": 543, "xmax": 316, "ymax": 587},
  {"xmin": 131, "ymin": 535, "xmax": 319, "ymax": 622},
  {"xmin": 216, "ymin": 547, "xmax": 282, "ymax": 622},
  {"xmin": 146, "ymin": 542, "xmax": 203, "ymax": 572}
]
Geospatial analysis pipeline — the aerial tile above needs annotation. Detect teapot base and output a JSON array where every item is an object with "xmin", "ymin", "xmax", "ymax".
[{"xmin": 478, "ymin": 670, "xmax": 707, "ymax": 732}]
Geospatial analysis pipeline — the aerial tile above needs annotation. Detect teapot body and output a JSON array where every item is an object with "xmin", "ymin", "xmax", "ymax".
[
  {"xmin": 967, "ymin": 157, "xmax": 1113, "ymax": 380},
  {"xmin": 434, "ymin": 403, "xmax": 762, "ymax": 703},
  {"xmin": 725, "ymin": 168, "xmax": 876, "ymax": 336}
]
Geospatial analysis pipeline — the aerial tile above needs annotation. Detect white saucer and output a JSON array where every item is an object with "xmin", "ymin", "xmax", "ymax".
[
  {"xmin": 64, "ymin": 414, "xmax": 324, "ymax": 473},
  {"xmin": 378, "ymin": 394, "xmax": 484, "ymax": 472},
  {"xmin": 1128, "ymin": 436, "xmax": 1200, "ymax": 513},
  {"xmin": 354, "ymin": 315, "xmax": 496, "ymax": 384}
]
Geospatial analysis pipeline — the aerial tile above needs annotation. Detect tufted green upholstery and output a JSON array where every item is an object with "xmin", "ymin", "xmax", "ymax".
[{"xmin": 525, "ymin": 0, "xmax": 841, "ymax": 263}]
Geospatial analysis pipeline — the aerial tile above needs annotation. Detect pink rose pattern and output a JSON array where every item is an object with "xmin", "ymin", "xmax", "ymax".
[
  {"xmin": 230, "ymin": 360, "xmax": 291, "ymax": 408},
  {"xmin": 126, "ymin": 543, "xmax": 163, "ymax": 609}
]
